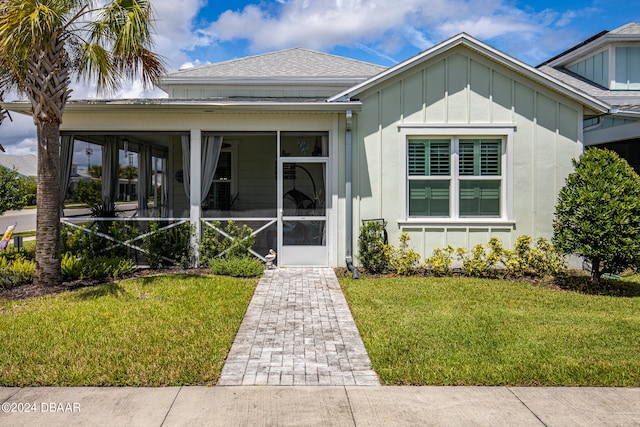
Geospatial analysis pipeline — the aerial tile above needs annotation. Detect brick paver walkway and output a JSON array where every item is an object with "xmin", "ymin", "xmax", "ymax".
[{"xmin": 218, "ymin": 268, "xmax": 380, "ymax": 386}]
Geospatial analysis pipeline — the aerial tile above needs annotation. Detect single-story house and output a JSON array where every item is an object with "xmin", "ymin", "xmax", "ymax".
[{"xmin": 5, "ymin": 32, "xmax": 613, "ymax": 267}]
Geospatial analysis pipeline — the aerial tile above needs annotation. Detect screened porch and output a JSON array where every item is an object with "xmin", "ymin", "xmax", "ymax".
[{"xmin": 60, "ymin": 131, "xmax": 330, "ymax": 267}]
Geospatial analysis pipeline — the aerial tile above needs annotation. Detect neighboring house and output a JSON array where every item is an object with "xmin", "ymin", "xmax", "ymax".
[
  {"xmin": 4, "ymin": 34, "xmax": 610, "ymax": 267},
  {"xmin": 0, "ymin": 154, "xmax": 37, "ymax": 177},
  {"xmin": 538, "ymin": 23, "xmax": 640, "ymax": 171}
]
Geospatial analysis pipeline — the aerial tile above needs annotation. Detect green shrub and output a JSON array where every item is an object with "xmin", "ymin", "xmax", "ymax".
[
  {"xmin": 107, "ymin": 222, "xmax": 141, "ymax": 259},
  {"xmin": 79, "ymin": 256, "xmax": 135, "ymax": 280},
  {"xmin": 200, "ymin": 220, "xmax": 255, "ymax": 266},
  {"xmin": 141, "ymin": 222, "xmax": 192, "ymax": 268},
  {"xmin": 74, "ymin": 180, "xmax": 102, "ymax": 207},
  {"xmin": 0, "ymin": 166, "xmax": 32, "ymax": 215},
  {"xmin": 456, "ymin": 240, "xmax": 501, "ymax": 278},
  {"xmin": 61, "ymin": 224, "xmax": 109, "ymax": 259},
  {"xmin": 424, "ymin": 246, "xmax": 456, "ymax": 277},
  {"xmin": 61, "ymin": 252, "xmax": 82, "ymax": 280},
  {"xmin": 387, "ymin": 232, "xmax": 420, "ymax": 275},
  {"xmin": 209, "ymin": 256, "xmax": 264, "ymax": 277},
  {"xmin": 358, "ymin": 220, "xmax": 390, "ymax": 274},
  {"xmin": 0, "ymin": 256, "xmax": 35, "ymax": 289},
  {"xmin": 141, "ymin": 222, "xmax": 165, "ymax": 268},
  {"xmin": 502, "ymin": 235, "xmax": 565, "ymax": 278},
  {"xmin": 166, "ymin": 222, "xmax": 192, "ymax": 268},
  {"xmin": 553, "ymin": 148, "xmax": 640, "ymax": 284},
  {"xmin": 1, "ymin": 243, "xmax": 35, "ymax": 262}
]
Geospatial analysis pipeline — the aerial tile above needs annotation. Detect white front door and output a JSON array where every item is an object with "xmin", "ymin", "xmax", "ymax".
[{"xmin": 278, "ymin": 159, "xmax": 328, "ymax": 266}]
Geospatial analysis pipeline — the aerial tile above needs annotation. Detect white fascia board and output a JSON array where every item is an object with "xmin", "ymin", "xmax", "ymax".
[
  {"xmin": 546, "ymin": 34, "xmax": 640, "ymax": 68},
  {"xmin": 159, "ymin": 76, "xmax": 369, "ymax": 87},
  {"xmin": 610, "ymin": 108, "xmax": 640, "ymax": 119},
  {"xmin": 329, "ymin": 33, "xmax": 609, "ymax": 114},
  {"xmin": 2, "ymin": 100, "xmax": 363, "ymax": 114}
]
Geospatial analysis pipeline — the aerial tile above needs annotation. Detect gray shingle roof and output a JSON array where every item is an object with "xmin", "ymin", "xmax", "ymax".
[
  {"xmin": 164, "ymin": 48, "xmax": 387, "ymax": 82},
  {"xmin": 610, "ymin": 22, "xmax": 640, "ymax": 35},
  {"xmin": 0, "ymin": 154, "xmax": 37, "ymax": 177},
  {"xmin": 537, "ymin": 22, "xmax": 640, "ymax": 114},
  {"xmin": 538, "ymin": 65, "xmax": 640, "ymax": 109}
]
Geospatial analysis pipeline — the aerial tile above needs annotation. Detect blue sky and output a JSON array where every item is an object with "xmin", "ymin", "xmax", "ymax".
[{"xmin": 1, "ymin": 0, "xmax": 639, "ymax": 159}]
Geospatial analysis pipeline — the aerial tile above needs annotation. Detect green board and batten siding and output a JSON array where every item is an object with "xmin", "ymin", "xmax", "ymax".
[{"xmin": 353, "ymin": 46, "xmax": 581, "ymax": 259}]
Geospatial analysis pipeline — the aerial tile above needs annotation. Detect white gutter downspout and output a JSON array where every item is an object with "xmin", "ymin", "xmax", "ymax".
[
  {"xmin": 584, "ymin": 116, "xmax": 605, "ymax": 132},
  {"xmin": 345, "ymin": 110, "xmax": 359, "ymax": 279}
]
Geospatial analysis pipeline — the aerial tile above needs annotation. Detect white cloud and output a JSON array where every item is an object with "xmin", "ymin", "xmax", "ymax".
[
  {"xmin": 207, "ymin": 1, "xmax": 419, "ymax": 52},
  {"xmin": 5, "ymin": 138, "xmax": 38, "ymax": 156},
  {"xmin": 201, "ymin": 0, "xmax": 587, "ymax": 63},
  {"xmin": 0, "ymin": 0, "xmax": 616, "ymax": 156},
  {"xmin": 152, "ymin": 0, "xmax": 212, "ymax": 70}
]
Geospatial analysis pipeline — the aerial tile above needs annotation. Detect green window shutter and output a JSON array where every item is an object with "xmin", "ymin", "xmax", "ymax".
[
  {"xmin": 408, "ymin": 139, "xmax": 450, "ymax": 176},
  {"xmin": 459, "ymin": 180, "xmax": 500, "ymax": 216},
  {"xmin": 408, "ymin": 142, "xmax": 426, "ymax": 175},
  {"xmin": 480, "ymin": 140, "xmax": 501, "ymax": 175},
  {"xmin": 459, "ymin": 139, "xmax": 501, "ymax": 176},
  {"xmin": 459, "ymin": 140, "xmax": 476, "ymax": 175},
  {"xmin": 429, "ymin": 141, "xmax": 450, "ymax": 175},
  {"xmin": 409, "ymin": 180, "xmax": 450, "ymax": 216}
]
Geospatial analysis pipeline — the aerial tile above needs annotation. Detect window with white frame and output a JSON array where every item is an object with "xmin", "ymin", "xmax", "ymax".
[
  {"xmin": 407, "ymin": 136, "xmax": 504, "ymax": 218},
  {"xmin": 203, "ymin": 149, "xmax": 235, "ymax": 210}
]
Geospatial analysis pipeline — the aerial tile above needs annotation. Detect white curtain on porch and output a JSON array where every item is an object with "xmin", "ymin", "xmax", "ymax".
[
  {"xmin": 161, "ymin": 158, "xmax": 169, "ymax": 217},
  {"xmin": 201, "ymin": 135, "xmax": 223, "ymax": 201},
  {"xmin": 138, "ymin": 144, "xmax": 152, "ymax": 216},
  {"xmin": 59, "ymin": 135, "xmax": 74, "ymax": 215},
  {"xmin": 181, "ymin": 135, "xmax": 191, "ymax": 199},
  {"xmin": 102, "ymin": 136, "xmax": 119, "ymax": 212},
  {"xmin": 181, "ymin": 134, "xmax": 223, "ymax": 201}
]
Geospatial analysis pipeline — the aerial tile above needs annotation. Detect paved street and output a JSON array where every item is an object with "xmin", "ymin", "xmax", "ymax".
[
  {"xmin": 0, "ymin": 202, "xmax": 142, "ymax": 236},
  {"xmin": 0, "ymin": 209, "xmax": 36, "ymax": 234}
]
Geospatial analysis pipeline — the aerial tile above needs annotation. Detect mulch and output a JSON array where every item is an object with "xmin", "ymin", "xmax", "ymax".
[{"xmin": 0, "ymin": 267, "xmax": 211, "ymax": 301}]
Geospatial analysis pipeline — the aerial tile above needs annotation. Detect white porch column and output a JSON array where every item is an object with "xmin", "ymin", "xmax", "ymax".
[{"xmin": 190, "ymin": 129, "xmax": 202, "ymax": 266}]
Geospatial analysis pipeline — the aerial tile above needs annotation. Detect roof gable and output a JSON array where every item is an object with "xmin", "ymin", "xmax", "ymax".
[
  {"xmin": 161, "ymin": 47, "xmax": 387, "ymax": 85},
  {"xmin": 328, "ymin": 33, "xmax": 609, "ymax": 114},
  {"xmin": 542, "ymin": 22, "xmax": 640, "ymax": 68}
]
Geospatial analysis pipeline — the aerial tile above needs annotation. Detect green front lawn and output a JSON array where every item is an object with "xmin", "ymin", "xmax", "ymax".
[
  {"xmin": 0, "ymin": 274, "xmax": 256, "ymax": 386},
  {"xmin": 341, "ymin": 276, "xmax": 640, "ymax": 386}
]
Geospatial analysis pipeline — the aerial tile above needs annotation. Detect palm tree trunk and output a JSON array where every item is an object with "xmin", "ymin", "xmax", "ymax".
[{"xmin": 34, "ymin": 122, "xmax": 61, "ymax": 285}]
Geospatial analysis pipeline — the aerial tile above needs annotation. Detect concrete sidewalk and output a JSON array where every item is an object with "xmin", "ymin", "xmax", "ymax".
[{"xmin": 1, "ymin": 386, "xmax": 639, "ymax": 426}]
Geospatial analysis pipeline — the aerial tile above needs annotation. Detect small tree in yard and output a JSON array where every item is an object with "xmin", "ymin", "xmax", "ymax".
[
  {"xmin": 553, "ymin": 148, "xmax": 640, "ymax": 284},
  {"xmin": 0, "ymin": 0, "xmax": 165, "ymax": 285},
  {"xmin": 0, "ymin": 166, "xmax": 31, "ymax": 215}
]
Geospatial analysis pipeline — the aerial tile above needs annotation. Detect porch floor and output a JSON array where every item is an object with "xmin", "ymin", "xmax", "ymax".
[{"xmin": 218, "ymin": 268, "xmax": 380, "ymax": 386}]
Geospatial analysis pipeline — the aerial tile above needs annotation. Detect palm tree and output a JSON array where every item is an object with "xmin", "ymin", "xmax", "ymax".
[{"xmin": 0, "ymin": 0, "xmax": 165, "ymax": 285}]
